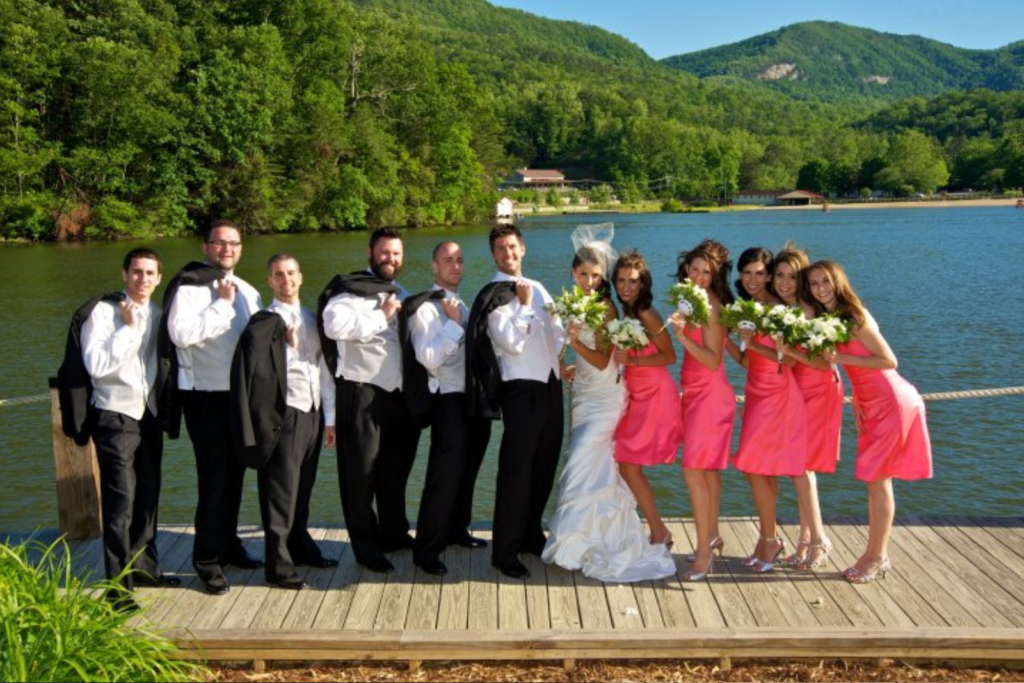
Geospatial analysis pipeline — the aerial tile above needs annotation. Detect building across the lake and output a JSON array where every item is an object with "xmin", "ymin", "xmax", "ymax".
[
  {"xmin": 500, "ymin": 168, "xmax": 567, "ymax": 191},
  {"xmin": 732, "ymin": 189, "xmax": 825, "ymax": 206}
]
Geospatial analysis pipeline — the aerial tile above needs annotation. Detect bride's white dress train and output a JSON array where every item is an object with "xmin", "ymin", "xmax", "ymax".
[{"xmin": 542, "ymin": 328, "xmax": 676, "ymax": 582}]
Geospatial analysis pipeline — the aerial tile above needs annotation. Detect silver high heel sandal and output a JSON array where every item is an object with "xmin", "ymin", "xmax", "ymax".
[
  {"xmin": 752, "ymin": 536, "xmax": 785, "ymax": 573},
  {"xmin": 683, "ymin": 555, "xmax": 714, "ymax": 582},
  {"xmin": 783, "ymin": 540, "xmax": 811, "ymax": 566},
  {"xmin": 844, "ymin": 557, "xmax": 891, "ymax": 584},
  {"xmin": 684, "ymin": 536, "xmax": 724, "ymax": 562},
  {"xmin": 797, "ymin": 537, "xmax": 833, "ymax": 571},
  {"xmin": 741, "ymin": 537, "xmax": 764, "ymax": 567}
]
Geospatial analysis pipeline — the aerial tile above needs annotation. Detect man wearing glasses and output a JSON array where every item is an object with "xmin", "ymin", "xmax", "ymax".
[{"xmin": 158, "ymin": 220, "xmax": 263, "ymax": 594}]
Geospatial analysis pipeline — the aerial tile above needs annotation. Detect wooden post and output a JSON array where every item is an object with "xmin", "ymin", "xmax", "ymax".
[{"xmin": 49, "ymin": 380, "xmax": 102, "ymax": 539}]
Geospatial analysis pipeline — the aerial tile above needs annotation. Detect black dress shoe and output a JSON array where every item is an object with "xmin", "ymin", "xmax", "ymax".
[
  {"xmin": 134, "ymin": 573, "xmax": 182, "ymax": 587},
  {"xmin": 202, "ymin": 575, "xmax": 230, "ymax": 595},
  {"xmin": 267, "ymin": 574, "xmax": 307, "ymax": 590},
  {"xmin": 416, "ymin": 559, "xmax": 448, "ymax": 576},
  {"xmin": 492, "ymin": 559, "xmax": 530, "ymax": 580},
  {"xmin": 449, "ymin": 532, "xmax": 488, "ymax": 549},
  {"xmin": 225, "ymin": 552, "xmax": 264, "ymax": 569},
  {"xmin": 297, "ymin": 556, "xmax": 339, "ymax": 569},
  {"xmin": 360, "ymin": 555, "xmax": 395, "ymax": 574},
  {"xmin": 105, "ymin": 591, "xmax": 140, "ymax": 614},
  {"xmin": 381, "ymin": 534, "xmax": 415, "ymax": 553}
]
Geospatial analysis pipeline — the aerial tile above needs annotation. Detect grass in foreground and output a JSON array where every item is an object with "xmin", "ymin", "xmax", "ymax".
[{"xmin": 0, "ymin": 538, "xmax": 207, "ymax": 682}]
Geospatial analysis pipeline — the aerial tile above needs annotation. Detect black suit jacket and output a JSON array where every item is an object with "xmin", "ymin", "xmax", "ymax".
[
  {"xmin": 316, "ymin": 271, "xmax": 400, "ymax": 378},
  {"xmin": 56, "ymin": 291, "xmax": 126, "ymax": 446},
  {"xmin": 154, "ymin": 262, "xmax": 221, "ymax": 439},
  {"xmin": 398, "ymin": 289, "xmax": 447, "ymax": 429},
  {"xmin": 229, "ymin": 310, "xmax": 288, "ymax": 469},
  {"xmin": 465, "ymin": 281, "xmax": 517, "ymax": 420}
]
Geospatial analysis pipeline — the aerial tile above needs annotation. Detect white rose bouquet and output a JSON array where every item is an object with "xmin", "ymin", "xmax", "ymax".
[
  {"xmin": 604, "ymin": 317, "xmax": 650, "ymax": 383},
  {"xmin": 794, "ymin": 313, "xmax": 851, "ymax": 380},
  {"xmin": 760, "ymin": 305, "xmax": 808, "ymax": 373},
  {"xmin": 719, "ymin": 299, "xmax": 767, "ymax": 352},
  {"xmin": 667, "ymin": 280, "xmax": 711, "ymax": 327},
  {"xmin": 546, "ymin": 286, "xmax": 609, "ymax": 359}
]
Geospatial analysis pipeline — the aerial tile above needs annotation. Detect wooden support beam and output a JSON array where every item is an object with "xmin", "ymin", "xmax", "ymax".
[{"xmin": 49, "ymin": 382, "xmax": 102, "ymax": 539}]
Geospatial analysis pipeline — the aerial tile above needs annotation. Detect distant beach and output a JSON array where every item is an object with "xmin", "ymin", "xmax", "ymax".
[{"xmin": 766, "ymin": 197, "xmax": 1023, "ymax": 211}]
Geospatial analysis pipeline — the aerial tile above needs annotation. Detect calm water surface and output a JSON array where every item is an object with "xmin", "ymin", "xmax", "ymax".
[{"xmin": 2, "ymin": 207, "xmax": 1023, "ymax": 532}]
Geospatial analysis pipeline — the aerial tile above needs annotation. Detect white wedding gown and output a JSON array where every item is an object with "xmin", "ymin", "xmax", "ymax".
[{"xmin": 542, "ymin": 328, "xmax": 676, "ymax": 582}]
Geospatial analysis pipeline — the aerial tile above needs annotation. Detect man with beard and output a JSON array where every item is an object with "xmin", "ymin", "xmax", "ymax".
[
  {"xmin": 161, "ymin": 221, "xmax": 263, "ymax": 595},
  {"xmin": 320, "ymin": 228, "xmax": 419, "ymax": 573}
]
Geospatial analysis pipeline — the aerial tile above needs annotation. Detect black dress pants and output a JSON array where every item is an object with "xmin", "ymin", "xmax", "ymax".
[
  {"xmin": 258, "ymin": 406, "xmax": 322, "ymax": 579},
  {"xmin": 91, "ymin": 407, "xmax": 163, "ymax": 590},
  {"xmin": 491, "ymin": 373, "xmax": 564, "ymax": 566},
  {"xmin": 181, "ymin": 390, "xmax": 248, "ymax": 582},
  {"xmin": 336, "ymin": 379, "xmax": 420, "ymax": 564},
  {"xmin": 413, "ymin": 393, "xmax": 491, "ymax": 564}
]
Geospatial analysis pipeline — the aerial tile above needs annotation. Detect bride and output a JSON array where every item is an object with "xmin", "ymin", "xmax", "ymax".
[{"xmin": 542, "ymin": 225, "xmax": 676, "ymax": 582}]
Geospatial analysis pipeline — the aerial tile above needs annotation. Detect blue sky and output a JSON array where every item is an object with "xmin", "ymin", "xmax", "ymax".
[{"xmin": 489, "ymin": 0, "xmax": 1024, "ymax": 59}]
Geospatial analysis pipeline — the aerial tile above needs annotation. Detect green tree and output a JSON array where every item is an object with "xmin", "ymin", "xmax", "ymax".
[{"xmin": 873, "ymin": 130, "xmax": 949, "ymax": 194}]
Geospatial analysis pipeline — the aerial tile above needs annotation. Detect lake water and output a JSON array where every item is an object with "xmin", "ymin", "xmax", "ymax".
[{"xmin": 2, "ymin": 207, "xmax": 1023, "ymax": 533}]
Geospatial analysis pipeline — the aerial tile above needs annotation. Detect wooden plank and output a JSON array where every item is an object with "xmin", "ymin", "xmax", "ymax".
[
  {"xmin": 604, "ymin": 581, "xmax": 644, "ymax": 629},
  {"xmin": 134, "ymin": 525, "xmax": 198, "ymax": 626},
  {"xmin": 903, "ymin": 516, "xmax": 1024, "ymax": 626},
  {"xmin": 50, "ymin": 385, "xmax": 102, "ymax": 539},
  {"xmin": 884, "ymin": 518, "xmax": 1015, "ymax": 628},
  {"xmin": 436, "ymin": 544, "xmax": 470, "ymax": 630},
  {"xmin": 374, "ymin": 549, "xmax": 416, "ymax": 630},
  {"xmin": 574, "ymin": 572, "xmax": 613, "ymax": 630},
  {"xmin": 679, "ymin": 517, "xmax": 754, "ymax": 628},
  {"xmin": 631, "ymin": 579, "xmax": 665, "ymax": 629},
  {"xmin": 187, "ymin": 531, "xmax": 266, "ymax": 630},
  {"xmin": 521, "ymin": 553, "xmax": 551, "ymax": 629},
  {"xmin": 968, "ymin": 516, "xmax": 1024, "ymax": 563},
  {"xmin": 546, "ymin": 562, "xmax": 581, "ymax": 630},
  {"xmin": 838, "ymin": 517, "xmax": 971, "ymax": 628},
  {"xmin": 308, "ymin": 529, "xmax": 363, "ymax": 630},
  {"xmin": 665, "ymin": 519, "xmax": 717, "ymax": 628},
  {"xmin": 405, "ymin": 563, "xmax": 442, "ymax": 631},
  {"xmin": 249, "ymin": 527, "xmax": 331, "ymax": 630},
  {"xmin": 823, "ymin": 519, "xmax": 914, "ymax": 627},
  {"xmin": 714, "ymin": 518, "xmax": 790, "ymax": 627},
  {"xmin": 497, "ymin": 564, "xmax": 530, "ymax": 630},
  {"xmin": 342, "ymin": 561, "xmax": 388, "ymax": 630},
  {"xmin": 774, "ymin": 520, "xmax": 853, "ymax": 627},
  {"xmin": 931, "ymin": 516, "xmax": 1024, "ymax": 606},
  {"xmin": 466, "ymin": 535, "xmax": 498, "ymax": 630}
]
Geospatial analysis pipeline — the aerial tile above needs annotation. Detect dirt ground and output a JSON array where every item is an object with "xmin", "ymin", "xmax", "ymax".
[{"xmin": 209, "ymin": 659, "xmax": 1021, "ymax": 683}]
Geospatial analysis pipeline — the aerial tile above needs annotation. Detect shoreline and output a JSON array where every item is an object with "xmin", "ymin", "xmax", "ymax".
[{"xmin": 759, "ymin": 197, "xmax": 1023, "ymax": 211}]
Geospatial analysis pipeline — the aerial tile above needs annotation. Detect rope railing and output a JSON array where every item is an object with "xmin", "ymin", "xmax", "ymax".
[{"xmin": 3, "ymin": 386, "xmax": 1024, "ymax": 410}]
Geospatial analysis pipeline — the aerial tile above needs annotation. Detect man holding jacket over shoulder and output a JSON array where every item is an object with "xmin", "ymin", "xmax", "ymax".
[{"xmin": 231, "ymin": 254, "xmax": 339, "ymax": 590}]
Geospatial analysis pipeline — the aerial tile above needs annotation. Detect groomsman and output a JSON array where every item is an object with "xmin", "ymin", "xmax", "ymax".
[
  {"xmin": 407, "ymin": 241, "xmax": 491, "ymax": 576},
  {"xmin": 80, "ymin": 248, "xmax": 174, "ymax": 609},
  {"xmin": 478, "ymin": 225, "xmax": 565, "ymax": 579},
  {"xmin": 321, "ymin": 227, "xmax": 420, "ymax": 573},
  {"xmin": 161, "ymin": 221, "xmax": 263, "ymax": 595},
  {"xmin": 230, "ymin": 254, "xmax": 339, "ymax": 590}
]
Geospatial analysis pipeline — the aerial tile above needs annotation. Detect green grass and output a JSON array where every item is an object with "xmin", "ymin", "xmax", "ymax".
[{"xmin": 0, "ymin": 538, "xmax": 207, "ymax": 682}]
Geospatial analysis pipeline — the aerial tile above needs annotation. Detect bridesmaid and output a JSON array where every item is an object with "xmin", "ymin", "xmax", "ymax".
[
  {"xmin": 771, "ymin": 245, "xmax": 844, "ymax": 570},
  {"xmin": 612, "ymin": 251, "xmax": 683, "ymax": 551},
  {"xmin": 727, "ymin": 247, "xmax": 808, "ymax": 572},
  {"xmin": 668, "ymin": 239, "xmax": 735, "ymax": 581},
  {"xmin": 807, "ymin": 260, "xmax": 933, "ymax": 584}
]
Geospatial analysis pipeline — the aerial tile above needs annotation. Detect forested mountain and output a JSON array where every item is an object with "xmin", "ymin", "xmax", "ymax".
[
  {"xmin": 1, "ymin": 1, "xmax": 1022, "ymax": 240},
  {"xmin": 662, "ymin": 22, "xmax": 1024, "ymax": 106}
]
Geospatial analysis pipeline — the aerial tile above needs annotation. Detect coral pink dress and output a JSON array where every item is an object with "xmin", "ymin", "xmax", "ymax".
[
  {"xmin": 792, "ymin": 358, "xmax": 844, "ymax": 473},
  {"xmin": 732, "ymin": 333, "xmax": 807, "ymax": 477},
  {"xmin": 680, "ymin": 325, "xmax": 735, "ymax": 470},
  {"xmin": 614, "ymin": 342, "xmax": 683, "ymax": 466},
  {"xmin": 837, "ymin": 338, "xmax": 933, "ymax": 482}
]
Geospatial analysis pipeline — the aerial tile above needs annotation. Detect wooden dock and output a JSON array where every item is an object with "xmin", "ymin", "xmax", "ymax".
[{"xmin": 31, "ymin": 516, "xmax": 1024, "ymax": 666}]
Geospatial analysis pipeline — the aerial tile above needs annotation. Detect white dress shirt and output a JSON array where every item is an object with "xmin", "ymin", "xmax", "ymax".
[
  {"xmin": 410, "ymin": 285, "xmax": 467, "ymax": 395},
  {"xmin": 321, "ymin": 280, "xmax": 408, "ymax": 393},
  {"xmin": 487, "ymin": 271, "xmax": 564, "ymax": 383},
  {"xmin": 167, "ymin": 273, "xmax": 261, "ymax": 391},
  {"xmin": 267, "ymin": 299, "xmax": 336, "ymax": 427},
  {"xmin": 81, "ymin": 295, "xmax": 160, "ymax": 420}
]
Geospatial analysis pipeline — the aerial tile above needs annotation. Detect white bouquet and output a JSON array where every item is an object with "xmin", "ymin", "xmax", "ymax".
[
  {"xmin": 667, "ymin": 280, "xmax": 711, "ymax": 327},
  {"xmin": 546, "ymin": 286, "xmax": 608, "ymax": 331},
  {"xmin": 760, "ymin": 305, "xmax": 808, "ymax": 373},
  {"xmin": 794, "ymin": 313, "xmax": 851, "ymax": 380},
  {"xmin": 604, "ymin": 317, "xmax": 650, "ymax": 383},
  {"xmin": 719, "ymin": 299, "xmax": 767, "ymax": 352}
]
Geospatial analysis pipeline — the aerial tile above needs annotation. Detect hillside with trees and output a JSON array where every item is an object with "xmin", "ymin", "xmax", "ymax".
[
  {"xmin": 1, "ymin": 1, "xmax": 1022, "ymax": 241},
  {"xmin": 662, "ymin": 22, "xmax": 1024, "ymax": 107}
]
